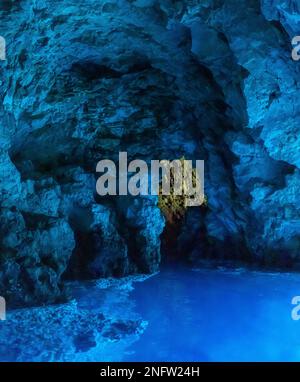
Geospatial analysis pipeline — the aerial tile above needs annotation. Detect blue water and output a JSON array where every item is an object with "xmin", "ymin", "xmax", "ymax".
[
  {"xmin": 1, "ymin": 266, "xmax": 300, "ymax": 361},
  {"xmin": 124, "ymin": 267, "xmax": 300, "ymax": 362}
]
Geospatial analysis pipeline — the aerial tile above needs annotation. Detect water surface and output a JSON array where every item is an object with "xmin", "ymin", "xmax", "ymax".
[
  {"xmin": 1, "ymin": 267, "xmax": 300, "ymax": 361},
  {"xmin": 124, "ymin": 267, "xmax": 300, "ymax": 361}
]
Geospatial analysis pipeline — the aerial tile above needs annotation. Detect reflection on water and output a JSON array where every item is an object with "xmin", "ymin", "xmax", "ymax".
[{"xmin": 1, "ymin": 267, "xmax": 300, "ymax": 361}]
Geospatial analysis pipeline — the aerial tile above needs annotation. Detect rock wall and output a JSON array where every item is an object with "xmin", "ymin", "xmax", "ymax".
[{"xmin": 0, "ymin": 0, "xmax": 299, "ymax": 306}]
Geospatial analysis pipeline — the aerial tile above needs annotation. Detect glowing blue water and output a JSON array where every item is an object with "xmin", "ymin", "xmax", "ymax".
[
  {"xmin": 123, "ymin": 267, "xmax": 300, "ymax": 362},
  {"xmin": 1, "ymin": 267, "xmax": 300, "ymax": 361}
]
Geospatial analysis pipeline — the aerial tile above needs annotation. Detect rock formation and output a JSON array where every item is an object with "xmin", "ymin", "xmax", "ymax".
[{"xmin": 0, "ymin": 0, "xmax": 299, "ymax": 306}]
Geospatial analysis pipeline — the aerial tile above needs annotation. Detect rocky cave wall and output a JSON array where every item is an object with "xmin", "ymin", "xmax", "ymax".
[{"xmin": 0, "ymin": 0, "xmax": 299, "ymax": 306}]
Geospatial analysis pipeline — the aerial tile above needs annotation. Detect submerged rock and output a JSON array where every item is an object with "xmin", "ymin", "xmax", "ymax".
[{"xmin": 0, "ymin": 298, "xmax": 146, "ymax": 361}]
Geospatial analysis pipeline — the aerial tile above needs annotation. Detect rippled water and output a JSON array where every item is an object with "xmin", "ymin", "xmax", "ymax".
[{"xmin": 1, "ymin": 267, "xmax": 300, "ymax": 361}]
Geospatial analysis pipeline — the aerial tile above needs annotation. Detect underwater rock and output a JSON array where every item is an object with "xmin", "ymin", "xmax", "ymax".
[
  {"xmin": 102, "ymin": 319, "xmax": 145, "ymax": 341},
  {"xmin": 0, "ymin": 299, "xmax": 146, "ymax": 361}
]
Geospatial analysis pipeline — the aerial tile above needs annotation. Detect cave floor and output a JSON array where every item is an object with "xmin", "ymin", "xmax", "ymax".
[{"xmin": 1, "ymin": 267, "xmax": 300, "ymax": 362}]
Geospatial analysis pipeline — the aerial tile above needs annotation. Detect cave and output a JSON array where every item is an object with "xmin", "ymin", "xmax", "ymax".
[
  {"xmin": 0, "ymin": 0, "xmax": 300, "ymax": 363},
  {"xmin": 1, "ymin": 0, "xmax": 299, "ymax": 296}
]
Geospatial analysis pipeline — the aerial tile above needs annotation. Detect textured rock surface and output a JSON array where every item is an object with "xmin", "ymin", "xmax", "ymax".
[
  {"xmin": 0, "ymin": 0, "xmax": 299, "ymax": 305},
  {"xmin": 0, "ymin": 276, "xmax": 148, "ymax": 361}
]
